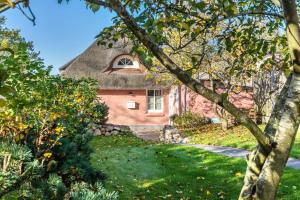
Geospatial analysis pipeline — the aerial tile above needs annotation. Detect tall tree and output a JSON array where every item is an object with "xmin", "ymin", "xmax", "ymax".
[{"xmin": 79, "ymin": 0, "xmax": 300, "ymax": 199}]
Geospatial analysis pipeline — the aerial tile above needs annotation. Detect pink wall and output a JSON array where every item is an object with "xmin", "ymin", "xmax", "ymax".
[
  {"xmin": 185, "ymin": 81, "xmax": 254, "ymax": 118},
  {"xmin": 98, "ymin": 89, "xmax": 169, "ymax": 125}
]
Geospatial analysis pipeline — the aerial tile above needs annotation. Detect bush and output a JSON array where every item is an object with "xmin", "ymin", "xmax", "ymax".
[
  {"xmin": 70, "ymin": 182, "xmax": 118, "ymax": 200},
  {"xmin": 0, "ymin": 19, "xmax": 114, "ymax": 198},
  {"xmin": 171, "ymin": 111, "xmax": 210, "ymax": 129}
]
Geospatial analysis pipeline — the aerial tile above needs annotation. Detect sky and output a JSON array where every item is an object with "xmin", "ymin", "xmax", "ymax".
[{"xmin": 2, "ymin": 0, "xmax": 115, "ymax": 74}]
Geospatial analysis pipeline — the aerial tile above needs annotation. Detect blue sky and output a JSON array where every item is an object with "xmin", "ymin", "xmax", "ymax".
[{"xmin": 2, "ymin": 0, "xmax": 115, "ymax": 74}]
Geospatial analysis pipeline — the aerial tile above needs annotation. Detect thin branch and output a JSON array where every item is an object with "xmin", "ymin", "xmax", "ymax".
[
  {"xmin": 87, "ymin": 0, "xmax": 274, "ymax": 150},
  {"xmin": 17, "ymin": 4, "xmax": 36, "ymax": 25}
]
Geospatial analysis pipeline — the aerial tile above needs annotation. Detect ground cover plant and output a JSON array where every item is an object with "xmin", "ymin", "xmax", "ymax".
[{"xmin": 90, "ymin": 134, "xmax": 300, "ymax": 200}]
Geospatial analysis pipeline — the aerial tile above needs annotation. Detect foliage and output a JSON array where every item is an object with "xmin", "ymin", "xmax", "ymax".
[
  {"xmin": 85, "ymin": 0, "xmax": 288, "ymax": 84},
  {"xmin": 0, "ymin": 19, "xmax": 112, "ymax": 198},
  {"xmin": 171, "ymin": 111, "xmax": 210, "ymax": 129},
  {"xmin": 90, "ymin": 134, "xmax": 300, "ymax": 199},
  {"xmin": 70, "ymin": 182, "xmax": 118, "ymax": 200},
  {"xmin": 0, "ymin": 141, "xmax": 42, "ymax": 196}
]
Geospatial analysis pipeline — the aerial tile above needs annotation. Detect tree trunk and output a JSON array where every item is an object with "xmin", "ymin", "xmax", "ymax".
[
  {"xmin": 221, "ymin": 118, "xmax": 229, "ymax": 130},
  {"xmin": 256, "ymin": 110, "xmax": 263, "ymax": 125},
  {"xmin": 239, "ymin": 75, "xmax": 293, "ymax": 200},
  {"xmin": 256, "ymin": 73, "xmax": 300, "ymax": 199},
  {"xmin": 239, "ymin": 74, "xmax": 292, "ymax": 200},
  {"xmin": 253, "ymin": 0, "xmax": 300, "ymax": 198},
  {"xmin": 87, "ymin": 0, "xmax": 299, "ymax": 199},
  {"xmin": 240, "ymin": 0, "xmax": 300, "ymax": 198}
]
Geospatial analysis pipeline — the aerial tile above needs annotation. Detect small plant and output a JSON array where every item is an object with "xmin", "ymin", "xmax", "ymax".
[
  {"xmin": 70, "ymin": 182, "xmax": 118, "ymax": 200},
  {"xmin": 171, "ymin": 111, "xmax": 210, "ymax": 129}
]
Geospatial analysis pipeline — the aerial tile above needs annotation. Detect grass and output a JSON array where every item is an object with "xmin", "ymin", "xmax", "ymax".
[
  {"xmin": 182, "ymin": 124, "xmax": 300, "ymax": 159},
  {"xmin": 90, "ymin": 134, "xmax": 300, "ymax": 200}
]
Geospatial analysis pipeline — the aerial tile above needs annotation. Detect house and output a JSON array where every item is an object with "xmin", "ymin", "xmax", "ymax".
[{"xmin": 60, "ymin": 41, "xmax": 255, "ymax": 127}]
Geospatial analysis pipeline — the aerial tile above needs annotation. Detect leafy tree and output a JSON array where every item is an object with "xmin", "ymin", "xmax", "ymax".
[
  {"xmin": 3, "ymin": 0, "xmax": 300, "ymax": 198},
  {"xmin": 0, "ymin": 18, "xmax": 112, "ymax": 198},
  {"xmin": 76, "ymin": 0, "xmax": 300, "ymax": 199}
]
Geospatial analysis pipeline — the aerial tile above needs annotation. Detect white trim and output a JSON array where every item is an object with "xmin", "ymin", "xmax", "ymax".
[
  {"xmin": 146, "ymin": 89, "xmax": 164, "ymax": 113},
  {"xmin": 113, "ymin": 55, "xmax": 139, "ymax": 69}
]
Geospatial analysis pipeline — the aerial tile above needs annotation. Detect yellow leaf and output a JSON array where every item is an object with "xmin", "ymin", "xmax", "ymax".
[
  {"xmin": 76, "ymin": 97, "xmax": 83, "ymax": 103},
  {"xmin": 0, "ymin": 39, "xmax": 9, "ymax": 48},
  {"xmin": 15, "ymin": 134, "xmax": 24, "ymax": 142},
  {"xmin": 43, "ymin": 152, "xmax": 52, "ymax": 159},
  {"xmin": 235, "ymin": 172, "xmax": 242, "ymax": 177},
  {"xmin": 206, "ymin": 190, "xmax": 211, "ymax": 196},
  {"xmin": 0, "ymin": 0, "xmax": 14, "ymax": 7},
  {"xmin": 49, "ymin": 112, "xmax": 59, "ymax": 121},
  {"xmin": 18, "ymin": 122, "xmax": 28, "ymax": 130},
  {"xmin": 55, "ymin": 126, "xmax": 63, "ymax": 134}
]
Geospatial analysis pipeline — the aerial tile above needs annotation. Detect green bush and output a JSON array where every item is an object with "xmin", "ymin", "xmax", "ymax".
[
  {"xmin": 70, "ymin": 182, "xmax": 118, "ymax": 200},
  {"xmin": 171, "ymin": 111, "xmax": 210, "ymax": 129},
  {"xmin": 0, "ymin": 18, "xmax": 114, "ymax": 199}
]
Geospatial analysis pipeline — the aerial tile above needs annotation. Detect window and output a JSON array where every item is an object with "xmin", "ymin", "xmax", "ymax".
[
  {"xmin": 147, "ymin": 89, "xmax": 163, "ymax": 112},
  {"xmin": 113, "ymin": 55, "xmax": 139, "ymax": 68},
  {"xmin": 117, "ymin": 58, "xmax": 133, "ymax": 66}
]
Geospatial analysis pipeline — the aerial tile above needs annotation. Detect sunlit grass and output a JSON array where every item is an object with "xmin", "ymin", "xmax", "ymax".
[
  {"xmin": 90, "ymin": 134, "xmax": 300, "ymax": 200},
  {"xmin": 183, "ymin": 124, "xmax": 300, "ymax": 159}
]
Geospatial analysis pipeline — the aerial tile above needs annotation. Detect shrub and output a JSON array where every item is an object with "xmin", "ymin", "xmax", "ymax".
[
  {"xmin": 171, "ymin": 111, "xmax": 210, "ymax": 129},
  {"xmin": 0, "ymin": 18, "xmax": 113, "ymax": 198},
  {"xmin": 70, "ymin": 182, "xmax": 118, "ymax": 200}
]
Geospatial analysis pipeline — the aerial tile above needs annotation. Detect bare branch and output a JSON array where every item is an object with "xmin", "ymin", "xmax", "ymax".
[{"xmin": 16, "ymin": 4, "xmax": 36, "ymax": 25}]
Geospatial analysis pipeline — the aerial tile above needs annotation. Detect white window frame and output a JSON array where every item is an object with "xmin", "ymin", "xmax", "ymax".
[
  {"xmin": 147, "ymin": 89, "xmax": 163, "ymax": 113},
  {"xmin": 113, "ymin": 55, "xmax": 139, "ymax": 69}
]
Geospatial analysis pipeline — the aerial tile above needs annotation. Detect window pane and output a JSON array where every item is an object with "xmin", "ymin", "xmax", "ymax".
[
  {"xmin": 148, "ymin": 90, "xmax": 154, "ymax": 96},
  {"xmin": 155, "ymin": 96, "xmax": 162, "ymax": 110},
  {"xmin": 125, "ymin": 58, "xmax": 133, "ymax": 65},
  {"xmin": 148, "ymin": 96, "xmax": 155, "ymax": 110},
  {"xmin": 117, "ymin": 58, "xmax": 134, "ymax": 66},
  {"xmin": 155, "ymin": 90, "xmax": 162, "ymax": 96},
  {"xmin": 117, "ymin": 59, "xmax": 125, "ymax": 65}
]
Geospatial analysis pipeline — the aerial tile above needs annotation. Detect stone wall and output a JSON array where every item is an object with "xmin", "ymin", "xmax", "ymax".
[
  {"xmin": 90, "ymin": 123, "xmax": 130, "ymax": 136},
  {"xmin": 159, "ymin": 126, "xmax": 189, "ymax": 144}
]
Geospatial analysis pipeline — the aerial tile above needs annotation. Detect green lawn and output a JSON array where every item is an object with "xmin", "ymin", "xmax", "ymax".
[
  {"xmin": 183, "ymin": 124, "xmax": 300, "ymax": 159},
  {"xmin": 90, "ymin": 134, "xmax": 300, "ymax": 200}
]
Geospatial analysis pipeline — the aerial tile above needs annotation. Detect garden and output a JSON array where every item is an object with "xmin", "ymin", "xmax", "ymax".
[
  {"xmin": 90, "ymin": 134, "xmax": 300, "ymax": 200},
  {"xmin": 2, "ymin": 0, "xmax": 300, "ymax": 199}
]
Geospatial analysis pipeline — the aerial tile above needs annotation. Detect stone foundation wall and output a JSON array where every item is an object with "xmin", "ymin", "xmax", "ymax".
[
  {"xmin": 159, "ymin": 126, "xmax": 189, "ymax": 144},
  {"xmin": 90, "ymin": 123, "xmax": 130, "ymax": 136}
]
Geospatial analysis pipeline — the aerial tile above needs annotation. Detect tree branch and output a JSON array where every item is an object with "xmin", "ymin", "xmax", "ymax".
[
  {"xmin": 86, "ymin": 0, "xmax": 274, "ymax": 150},
  {"xmin": 0, "ymin": 0, "xmax": 26, "ymax": 13}
]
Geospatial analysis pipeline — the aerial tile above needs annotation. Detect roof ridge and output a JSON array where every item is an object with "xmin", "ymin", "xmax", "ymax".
[{"xmin": 59, "ymin": 40, "xmax": 98, "ymax": 71}]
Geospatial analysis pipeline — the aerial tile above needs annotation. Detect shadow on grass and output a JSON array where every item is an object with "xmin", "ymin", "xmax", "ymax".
[{"xmin": 90, "ymin": 135, "xmax": 300, "ymax": 200}]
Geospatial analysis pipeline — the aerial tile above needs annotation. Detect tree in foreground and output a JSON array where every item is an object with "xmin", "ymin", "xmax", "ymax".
[
  {"xmin": 75, "ymin": 0, "xmax": 300, "ymax": 199},
  {"xmin": 0, "ymin": 18, "xmax": 117, "ymax": 199},
  {"xmin": 3, "ymin": 0, "xmax": 300, "ymax": 199}
]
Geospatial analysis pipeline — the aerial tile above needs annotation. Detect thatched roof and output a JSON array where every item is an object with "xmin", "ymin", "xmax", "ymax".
[{"xmin": 60, "ymin": 40, "xmax": 167, "ymax": 89}]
